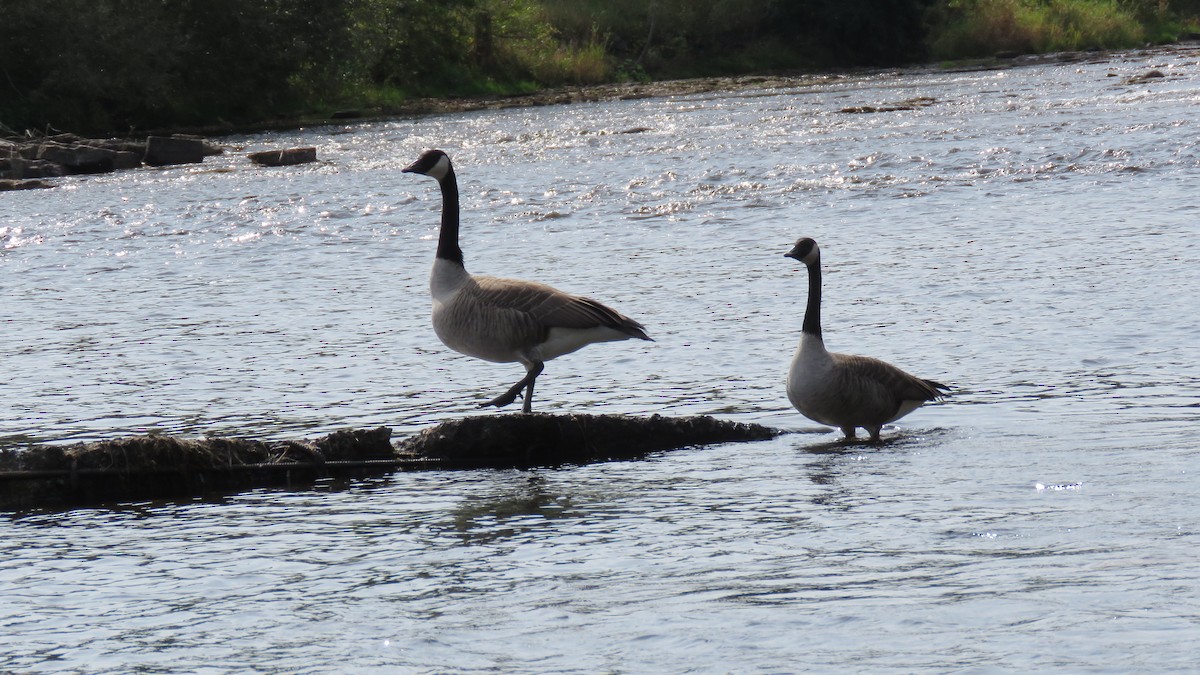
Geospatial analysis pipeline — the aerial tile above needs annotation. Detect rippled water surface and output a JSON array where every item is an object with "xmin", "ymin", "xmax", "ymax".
[{"xmin": 3, "ymin": 47, "xmax": 1199, "ymax": 672}]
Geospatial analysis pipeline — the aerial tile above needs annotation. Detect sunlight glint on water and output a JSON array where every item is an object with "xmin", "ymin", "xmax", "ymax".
[{"xmin": 2, "ymin": 46, "xmax": 1199, "ymax": 672}]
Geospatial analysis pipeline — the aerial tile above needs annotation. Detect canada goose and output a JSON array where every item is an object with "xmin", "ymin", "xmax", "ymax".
[
  {"xmin": 403, "ymin": 149, "xmax": 651, "ymax": 413},
  {"xmin": 785, "ymin": 237, "xmax": 949, "ymax": 441}
]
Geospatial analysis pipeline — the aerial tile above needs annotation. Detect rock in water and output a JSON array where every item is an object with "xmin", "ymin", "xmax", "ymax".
[
  {"xmin": 144, "ymin": 135, "xmax": 210, "ymax": 166},
  {"xmin": 247, "ymin": 147, "xmax": 317, "ymax": 166}
]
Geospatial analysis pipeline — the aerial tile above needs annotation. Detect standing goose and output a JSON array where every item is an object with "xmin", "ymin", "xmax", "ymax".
[
  {"xmin": 785, "ymin": 237, "xmax": 949, "ymax": 441},
  {"xmin": 403, "ymin": 149, "xmax": 651, "ymax": 413}
]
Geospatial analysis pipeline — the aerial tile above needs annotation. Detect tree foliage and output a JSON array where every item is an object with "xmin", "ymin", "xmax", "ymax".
[
  {"xmin": 0, "ymin": 0, "xmax": 368, "ymax": 131},
  {"xmin": 1, "ymin": 0, "xmax": 1193, "ymax": 134}
]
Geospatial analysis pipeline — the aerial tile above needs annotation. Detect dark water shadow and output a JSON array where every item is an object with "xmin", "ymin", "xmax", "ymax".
[
  {"xmin": 797, "ymin": 425, "xmax": 957, "ymax": 455},
  {"xmin": 441, "ymin": 473, "xmax": 587, "ymax": 546},
  {"xmin": 798, "ymin": 426, "xmax": 958, "ymax": 510},
  {"xmin": 2, "ymin": 474, "xmax": 366, "ymax": 521}
]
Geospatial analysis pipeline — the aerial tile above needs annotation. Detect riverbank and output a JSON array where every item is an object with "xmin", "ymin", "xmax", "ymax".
[
  {"xmin": 366, "ymin": 44, "xmax": 1186, "ymax": 117},
  {"xmin": 5, "ymin": 0, "xmax": 1198, "ymax": 137},
  {"xmin": 177, "ymin": 43, "xmax": 1196, "ymax": 133},
  {"xmin": 4, "ymin": 40, "xmax": 1190, "ymax": 184}
]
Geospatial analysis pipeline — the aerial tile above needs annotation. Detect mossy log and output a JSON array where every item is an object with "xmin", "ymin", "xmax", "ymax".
[
  {"xmin": 0, "ymin": 428, "xmax": 404, "ymax": 511},
  {"xmin": 396, "ymin": 413, "xmax": 779, "ymax": 468},
  {"xmin": 0, "ymin": 414, "xmax": 781, "ymax": 510}
]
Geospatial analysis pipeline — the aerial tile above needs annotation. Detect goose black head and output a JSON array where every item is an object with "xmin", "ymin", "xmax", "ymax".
[
  {"xmin": 785, "ymin": 237, "xmax": 820, "ymax": 266},
  {"xmin": 403, "ymin": 149, "xmax": 452, "ymax": 181}
]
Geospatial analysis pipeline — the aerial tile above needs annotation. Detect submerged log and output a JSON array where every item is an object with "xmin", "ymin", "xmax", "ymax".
[
  {"xmin": 839, "ymin": 96, "xmax": 937, "ymax": 114},
  {"xmin": 0, "ymin": 178, "xmax": 53, "ymax": 191},
  {"xmin": 0, "ymin": 414, "xmax": 781, "ymax": 510}
]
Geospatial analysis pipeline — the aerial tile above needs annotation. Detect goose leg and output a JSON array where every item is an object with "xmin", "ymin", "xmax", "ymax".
[
  {"xmin": 522, "ymin": 376, "xmax": 536, "ymax": 414},
  {"xmin": 840, "ymin": 425, "xmax": 857, "ymax": 441},
  {"xmin": 481, "ymin": 361, "xmax": 544, "ymax": 411}
]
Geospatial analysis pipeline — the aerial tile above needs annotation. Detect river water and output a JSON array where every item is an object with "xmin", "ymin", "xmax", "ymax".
[{"xmin": 3, "ymin": 46, "xmax": 1199, "ymax": 671}]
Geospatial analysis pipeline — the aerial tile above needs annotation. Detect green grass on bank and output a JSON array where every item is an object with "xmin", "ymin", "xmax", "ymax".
[{"xmin": 928, "ymin": 0, "xmax": 1191, "ymax": 59}]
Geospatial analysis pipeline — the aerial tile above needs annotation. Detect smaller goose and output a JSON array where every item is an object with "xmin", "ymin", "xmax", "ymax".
[
  {"xmin": 785, "ymin": 237, "xmax": 949, "ymax": 441},
  {"xmin": 404, "ymin": 149, "xmax": 651, "ymax": 413}
]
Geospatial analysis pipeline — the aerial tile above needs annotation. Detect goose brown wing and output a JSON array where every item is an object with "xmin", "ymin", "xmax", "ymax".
[
  {"xmin": 473, "ymin": 275, "xmax": 650, "ymax": 339},
  {"xmin": 834, "ymin": 353, "xmax": 948, "ymax": 404}
]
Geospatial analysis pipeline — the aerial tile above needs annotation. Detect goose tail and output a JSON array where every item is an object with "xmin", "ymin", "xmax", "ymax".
[
  {"xmin": 620, "ymin": 319, "xmax": 653, "ymax": 342},
  {"xmin": 923, "ymin": 379, "xmax": 952, "ymax": 398}
]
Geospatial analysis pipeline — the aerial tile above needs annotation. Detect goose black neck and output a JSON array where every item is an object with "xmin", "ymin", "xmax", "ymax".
[
  {"xmin": 802, "ymin": 260, "xmax": 822, "ymax": 337},
  {"xmin": 435, "ymin": 168, "xmax": 464, "ymax": 266}
]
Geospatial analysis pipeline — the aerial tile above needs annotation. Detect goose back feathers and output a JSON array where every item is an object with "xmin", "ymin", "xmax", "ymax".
[{"xmin": 431, "ymin": 261, "xmax": 649, "ymax": 365}]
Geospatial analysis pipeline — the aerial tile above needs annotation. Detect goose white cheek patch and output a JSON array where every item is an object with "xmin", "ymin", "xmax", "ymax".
[{"xmin": 427, "ymin": 155, "xmax": 451, "ymax": 181}]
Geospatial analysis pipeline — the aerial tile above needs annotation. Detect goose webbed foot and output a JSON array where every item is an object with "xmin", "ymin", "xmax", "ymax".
[
  {"xmin": 480, "ymin": 362, "xmax": 544, "ymax": 413},
  {"xmin": 480, "ymin": 381, "xmax": 527, "ymax": 410}
]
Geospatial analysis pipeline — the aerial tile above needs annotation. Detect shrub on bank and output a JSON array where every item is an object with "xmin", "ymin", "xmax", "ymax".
[{"xmin": 928, "ymin": 0, "xmax": 1153, "ymax": 59}]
